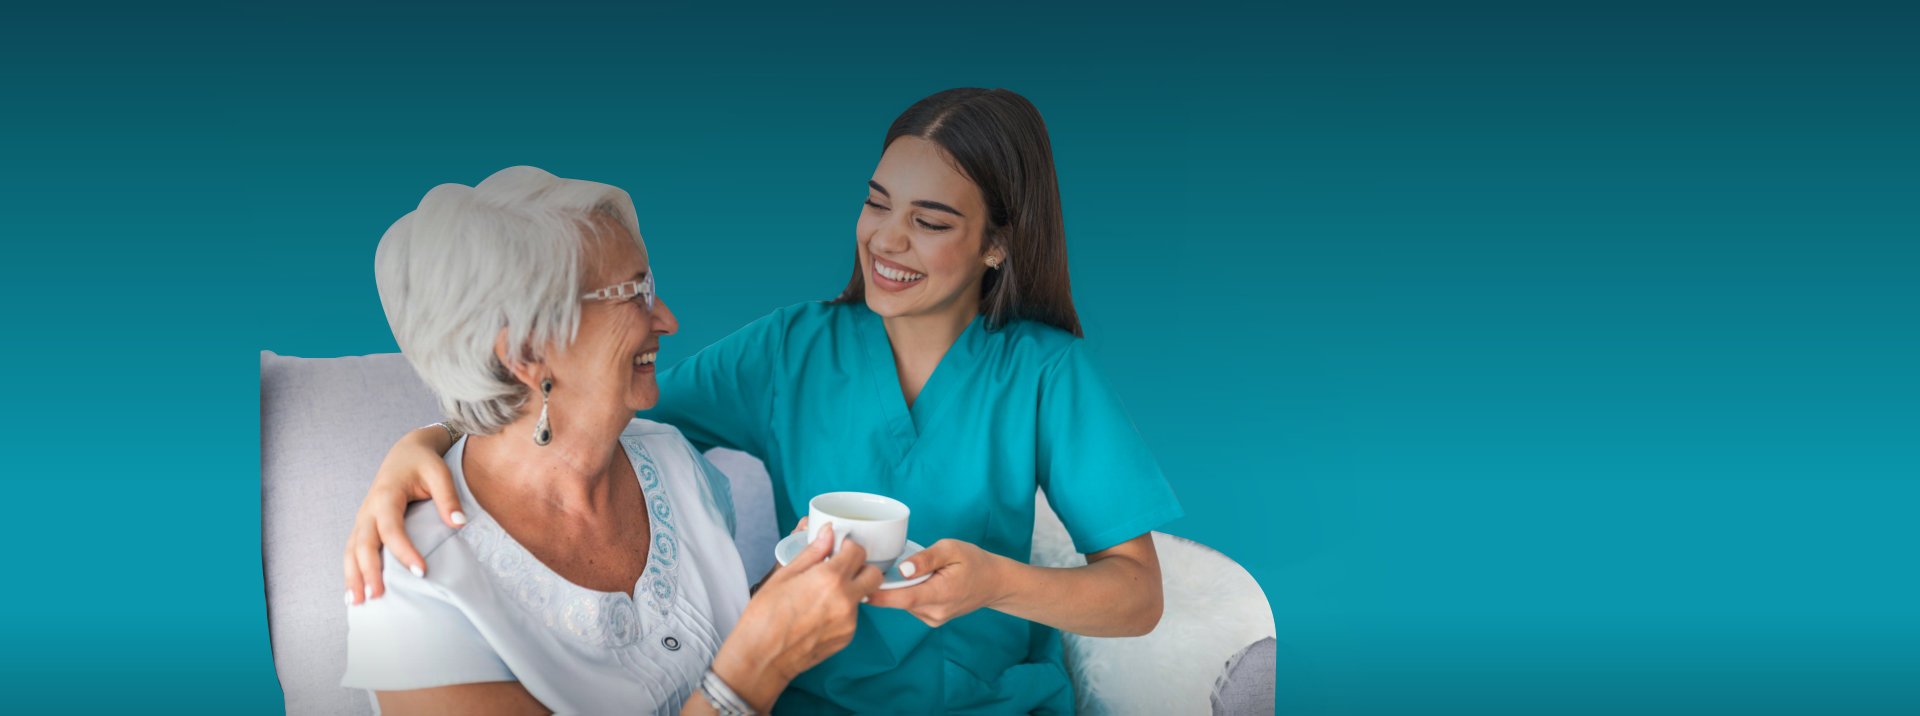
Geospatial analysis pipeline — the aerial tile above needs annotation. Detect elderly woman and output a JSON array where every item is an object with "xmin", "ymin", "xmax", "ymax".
[{"xmin": 340, "ymin": 166, "xmax": 882, "ymax": 715}]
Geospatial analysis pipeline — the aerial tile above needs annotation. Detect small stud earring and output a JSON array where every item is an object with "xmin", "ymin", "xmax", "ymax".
[
  {"xmin": 985, "ymin": 254, "xmax": 1002, "ymax": 269},
  {"xmin": 533, "ymin": 378, "xmax": 553, "ymax": 446}
]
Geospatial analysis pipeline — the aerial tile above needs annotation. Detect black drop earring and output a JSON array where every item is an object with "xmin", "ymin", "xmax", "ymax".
[{"xmin": 533, "ymin": 378, "xmax": 553, "ymax": 446}]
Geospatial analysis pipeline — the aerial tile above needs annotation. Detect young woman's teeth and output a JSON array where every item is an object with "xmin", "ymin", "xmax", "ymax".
[
  {"xmin": 633, "ymin": 352, "xmax": 657, "ymax": 366},
  {"xmin": 878, "ymin": 264, "xmax": 925, "ymax": 282}
]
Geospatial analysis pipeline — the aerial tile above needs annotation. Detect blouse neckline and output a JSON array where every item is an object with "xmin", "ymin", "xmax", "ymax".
[{"xmin": 448, "ymin": 433, "xmax": 685, "ymax": 649}]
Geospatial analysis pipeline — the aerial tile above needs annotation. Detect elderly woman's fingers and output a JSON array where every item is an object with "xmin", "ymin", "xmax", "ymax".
[
  {"xmin": 778, "ymin": 523, "xmax": 834, "ymax": 578},
  {"xmin": 851, "ymin": 564, "xmax": 884, "ymax": 595},
  {"xmin": 831, "ymin": 538, "xmax": 869, "ymax": 575}
]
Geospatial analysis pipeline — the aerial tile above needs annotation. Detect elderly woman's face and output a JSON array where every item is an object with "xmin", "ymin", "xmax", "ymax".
[
  {"xmin": 544, "ymin": 225, "xmax": 677, "ymax": 417},
  {"xmin": 856, "ymin": 136, "xmax": 997, "ymax": 321}
]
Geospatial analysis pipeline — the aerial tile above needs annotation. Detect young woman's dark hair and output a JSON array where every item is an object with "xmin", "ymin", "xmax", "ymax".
[{"xmin": 833, "ymin": 88, "xmax": 1083, "ymax": 337}]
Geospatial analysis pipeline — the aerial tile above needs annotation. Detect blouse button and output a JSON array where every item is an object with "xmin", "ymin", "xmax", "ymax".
[{"xmin": 662, "ymin": 636, "xmax": 681, "ymax": 651}]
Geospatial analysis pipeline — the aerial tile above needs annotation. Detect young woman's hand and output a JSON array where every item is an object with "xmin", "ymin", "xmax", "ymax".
[
  {"xmin": 862, "ymin": 538, "xmax": 1011, "ymax": 628},
  {"xmin": 711, "ymin": 524, "xmax": 884, "ymax": 710},
  {"xmin": 344, "ymin": 427, "xmax": 461, "ymax": 605}
]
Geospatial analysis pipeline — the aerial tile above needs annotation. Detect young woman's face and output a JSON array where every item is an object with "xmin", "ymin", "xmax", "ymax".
[{"xmin": 856, "ymin": 136, "xmax": 1000, "ymax": 322}]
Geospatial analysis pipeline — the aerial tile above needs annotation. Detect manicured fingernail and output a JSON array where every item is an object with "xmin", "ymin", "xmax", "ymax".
[
  {"xmin": 899, "ymin": 562, "xmax": 916, "ymax": 577},
  {"xmin": 450, "ymin": 511, "xmax": 468, "ymax": 526},
  {"xmin": 409, "ymin": 563, "xmax": 425, "ymax": 578},
  {"xmin": 364, "ymin": 585, "xmax": 375, "ymax": 601},
  {"xmin": 344, "ymin": 590, "xmax": 355, "ymax": 606}
]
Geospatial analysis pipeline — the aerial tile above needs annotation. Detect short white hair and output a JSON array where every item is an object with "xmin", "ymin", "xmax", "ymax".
[{"xmin": 375, "ymin": 166, "xmax": 642, "ymax": 435}]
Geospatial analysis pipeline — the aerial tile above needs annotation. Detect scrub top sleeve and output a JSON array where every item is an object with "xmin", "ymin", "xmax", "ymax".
[
  {"xmin": 642, "ymin": 307, "xmax": 788, "ymax": 458},
  {"xmin": 1036, "ymin": 342, "xmax": 1184, "ymax": 555},
  {"xmin": 340, "ymin": 552, "xmax": 514, "ymax": 691}
]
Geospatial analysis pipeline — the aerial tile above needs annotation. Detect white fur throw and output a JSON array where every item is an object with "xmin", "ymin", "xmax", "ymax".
[{"xmin": 1031, "ymin": 492, "xmax": 1276, "ymax": 715}]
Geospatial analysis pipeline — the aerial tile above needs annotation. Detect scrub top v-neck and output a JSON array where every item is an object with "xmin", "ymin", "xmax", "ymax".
[{"xmin": 645, "ymin": 301, "xmax": 1182, "ymax": 715}]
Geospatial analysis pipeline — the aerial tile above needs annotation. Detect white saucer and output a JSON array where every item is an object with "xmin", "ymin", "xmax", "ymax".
[{"xmin": 774, "ymin": 533, "xmax": 932, "ymax": 590}]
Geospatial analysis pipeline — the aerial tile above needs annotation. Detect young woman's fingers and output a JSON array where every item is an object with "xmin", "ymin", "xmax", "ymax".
[
  {"xmin": 343, "ymin": 514, "xmax": 379, "ymax": 597},
  {"xmin": 355, "ymin": 500, "xmax": 409, "ymax": 586},
  {"xmin": 353, "ymin": 536, "xmax": 386, "ymax": 601},
  {"xmin": 895, "ymin": 539, "xmax": 956, "ymax": 580},
  {"xmin": 420, "ymin": 462, "xmax": 466, "ymax": 529},
  {"xmin": 342, "ymin": 550, "xmax": 365, "ymax": 606},
  {"xmin": 863, "ymin": 583, "xmax": 913, "ymax": 610},
  {"xmin": 375, "ymin": 511, "xmax": 425, "ymax": 578}
]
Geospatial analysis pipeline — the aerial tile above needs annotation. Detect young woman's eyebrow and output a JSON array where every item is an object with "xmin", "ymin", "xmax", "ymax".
[
  {"xmin": 868, "ymin": 180, "xmax": 965, "ymax": 217},
  {"xmin": 911, "ymin": 200, "xmax": 963, "ymax": 217}
]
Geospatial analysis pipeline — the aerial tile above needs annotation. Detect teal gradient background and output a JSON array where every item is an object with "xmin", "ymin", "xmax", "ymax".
[{"xmin": 3, "ymin": 1, "xmax": 1916, "ymax": 713}]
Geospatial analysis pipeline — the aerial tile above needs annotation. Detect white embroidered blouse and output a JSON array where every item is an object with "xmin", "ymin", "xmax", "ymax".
[{"xmin": 341, "ymin": 420, "xmax": 749, "ymax": 714}]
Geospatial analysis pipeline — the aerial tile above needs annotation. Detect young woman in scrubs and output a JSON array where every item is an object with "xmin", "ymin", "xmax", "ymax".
[{"xmin": 343, "ymin": 88, "xmax": 1183, "ymax": 714}]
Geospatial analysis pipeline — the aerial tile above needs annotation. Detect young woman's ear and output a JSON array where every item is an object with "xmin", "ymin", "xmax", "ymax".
[{"xmin": 984, "ymin": 237, "xmax": 1009, "ymax": 269}]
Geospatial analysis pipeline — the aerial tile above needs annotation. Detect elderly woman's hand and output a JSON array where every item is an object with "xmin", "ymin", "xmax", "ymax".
[
  {"xmin": 709, "ymin": 524, "xmax": 883, "ymax": 711},
  {"xmin": 344, "ymin": 426, "xmax": 463, "ymax": 605}
]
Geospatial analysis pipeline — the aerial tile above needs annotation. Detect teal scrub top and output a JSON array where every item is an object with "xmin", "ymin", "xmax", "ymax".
[{"xmin": 643, "ymin": 300, "xmax": 1182, "ymax": 715}]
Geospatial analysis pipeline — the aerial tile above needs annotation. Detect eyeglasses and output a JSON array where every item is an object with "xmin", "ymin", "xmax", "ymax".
[{"xmin": 581, "ymin": 271, "xmax": 657, "ymax": 312}]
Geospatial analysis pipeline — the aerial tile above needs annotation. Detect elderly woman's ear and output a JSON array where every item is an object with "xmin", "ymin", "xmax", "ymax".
[{"xmin": 492, "ymin": 329, "xmax": 545, "ymax": 390}]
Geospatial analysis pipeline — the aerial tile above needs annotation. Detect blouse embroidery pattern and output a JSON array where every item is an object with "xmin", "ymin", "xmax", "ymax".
[
  {"xmin": 626, "ymin": 436, "xmax": 681, "ymax": 617},
  {"xmin": 456, "ymin": 436, "xmax": 681, "ymax": 649}
]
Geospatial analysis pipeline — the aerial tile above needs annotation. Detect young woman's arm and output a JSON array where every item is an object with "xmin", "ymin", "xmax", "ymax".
[
  {"xmin": 866, "ymin": 341, "xmax": 1182, "ymax": 636},
  {"xmin": 344, "ymin": 425, "xmax": 458, "ymax": 603},
  {"xmin": 863, "ymin": 533, "xmax": 1164, "ymax": 637},
  {"xmin": 988, "ymin": 534, "xmax": 1164, "ymax": 636}
]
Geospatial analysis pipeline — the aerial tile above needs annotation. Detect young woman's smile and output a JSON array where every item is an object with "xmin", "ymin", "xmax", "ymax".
[{"xmin": 870, "ymin": 255, "xmax": 926, "ymax": 290}]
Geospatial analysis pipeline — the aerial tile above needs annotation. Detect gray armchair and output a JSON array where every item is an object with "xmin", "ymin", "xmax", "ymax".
[{"xmin": 262, "ymin": 351, "xmax": 1275, "ymax": 714}]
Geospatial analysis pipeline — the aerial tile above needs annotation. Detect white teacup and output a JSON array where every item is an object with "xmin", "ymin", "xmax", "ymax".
[{"xmin": 807, "ymin": 491, "xmax": 910, "ymax": 567}]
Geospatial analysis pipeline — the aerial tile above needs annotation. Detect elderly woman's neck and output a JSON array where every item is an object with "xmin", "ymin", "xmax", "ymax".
[{"xmin": 463, "ymin": 419, "xmax": 630, "ymax": 511}]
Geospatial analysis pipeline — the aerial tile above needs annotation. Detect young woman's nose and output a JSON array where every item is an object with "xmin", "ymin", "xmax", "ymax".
[{"xmin": 870, "ymin": 217, "xmax": 912, "ymax": 255}]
